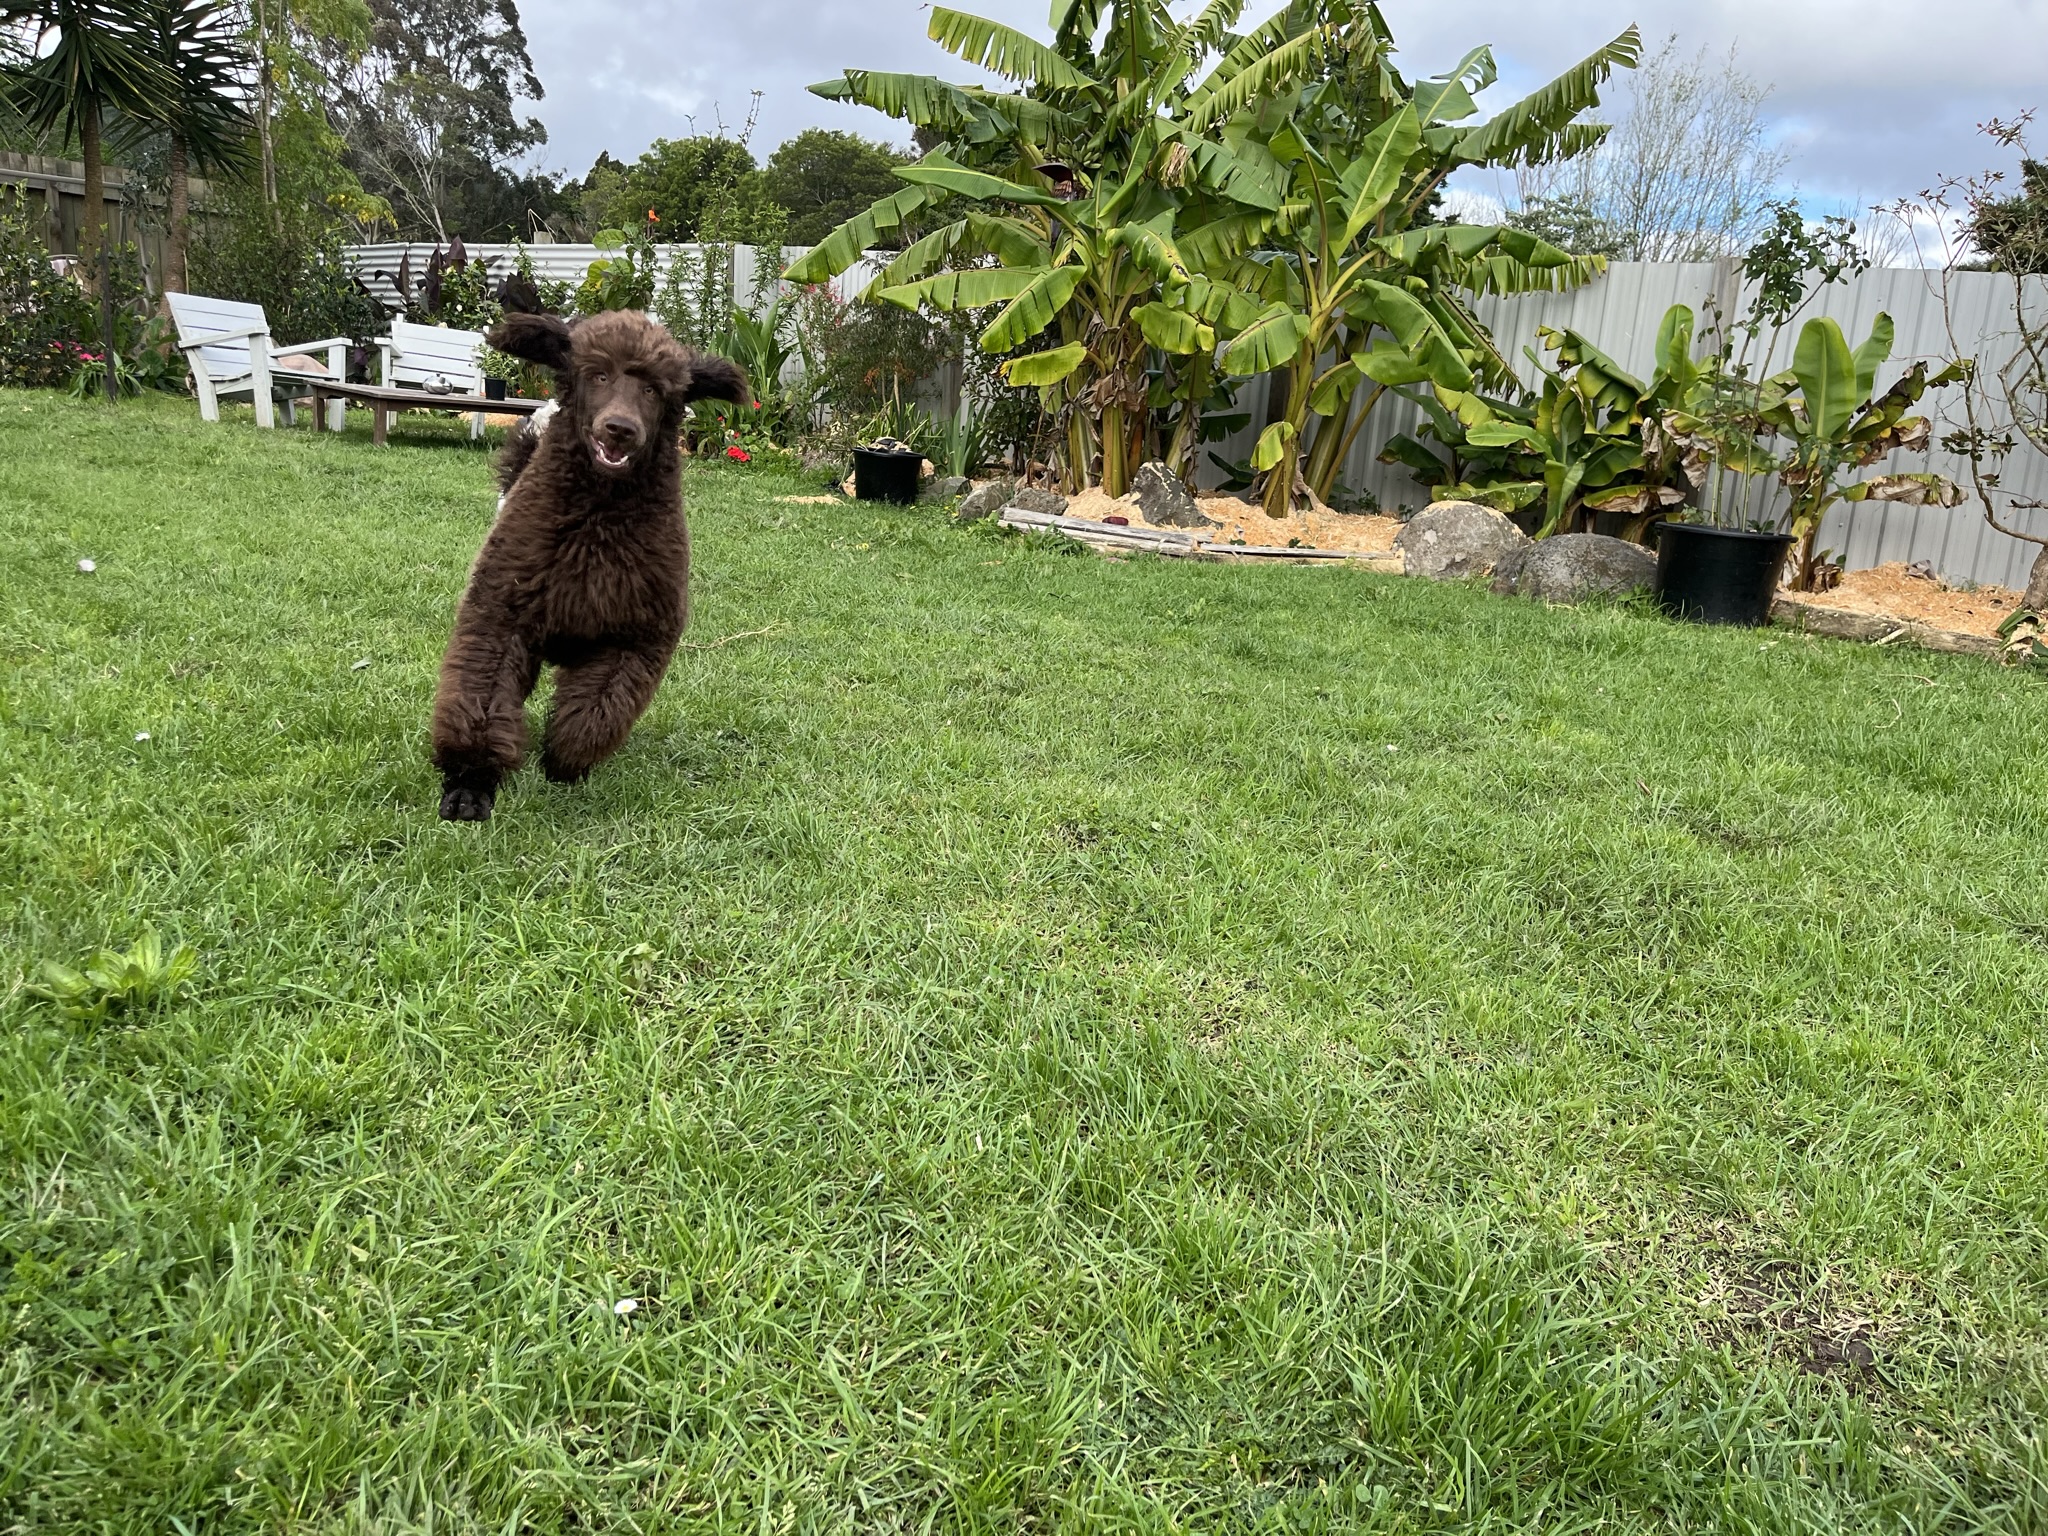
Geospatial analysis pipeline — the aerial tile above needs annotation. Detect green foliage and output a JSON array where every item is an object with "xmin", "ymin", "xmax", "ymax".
[
  {"xmin": 27, "ymin": 929, "xmax": 198, "ymax": 1024},
  {"xmin": 790, "ymin": 280, "xmax": 950, "ymax": 425},
  {"xmin": 1753, "ymin": 315, "xmax": 1966, "ymax": 588},
  {"xmin": 327, "ymin": 0, "xmax": 552, "ymax": 240},
  {"xmin": 576, "ymin": 217, "xmax": 660, "ymax": 314},
  {"xmin": 188, "ymin": 183, "xmax": 383, "ymax": 346},
  {"xmin": 1507, "ymin": 194, "xmax": 1627, "ymax": 258},
  {"xmin": 761, "ymin": 127, "xmax": 912, "ymax": 248},
  {"xmin": 587, "ymin": 135, "xmax": 784, "ymax": 245},
  {"xmin": 934, "ymin": 395, "xmax": 991, "ymax": 477},
  {"xmin": 1970, "ymin": 157, "xmax": 2048, "ymax": 275},
  {"xmin": 0, "ymin": 188, "xmax": 95, "ymax": 387},
  {"xmin": 1385, "ymin": 306, "xmax": 1710, "ymax": 538}
]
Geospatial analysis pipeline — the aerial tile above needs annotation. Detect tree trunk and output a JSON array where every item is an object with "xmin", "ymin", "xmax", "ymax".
[
  {"xmin": 255, "ymin": 0, "xmax": 279, "ymax": 222},
  {"xmin": 2025, "ymin": 543, "xmax": 2048, "ymax": 612},
  {"xmin": 78, "ymin": 108, "xmax": 106, "ymax": 279},
  {"xmin": 164, "ymin": 134, "xmax": 191, "ymax": 301}
]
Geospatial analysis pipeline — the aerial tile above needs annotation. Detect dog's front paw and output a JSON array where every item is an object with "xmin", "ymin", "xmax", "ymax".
[
  {"xmin": 541, "ymin": 753, "xmax": 590, "ymax": 785},
  {"xmin": 439, "ymin": 784, "xmax": 495, "ymax": 821}
]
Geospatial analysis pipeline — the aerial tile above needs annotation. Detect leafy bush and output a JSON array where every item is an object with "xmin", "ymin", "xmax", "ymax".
[
  {"xmin": 0, "ymin": 188, "xmax": 96, "ymax": 389},
  {"xmin": 578, "ymin": 219, "xmax": 662, "ymax": 314},
  {"xmin": 189, "ymin": 187, "xmax": 384, "ymax": 350},
  {"xmin": 790, "ymin": 284, "xmax": 949, "ymax": 423}
]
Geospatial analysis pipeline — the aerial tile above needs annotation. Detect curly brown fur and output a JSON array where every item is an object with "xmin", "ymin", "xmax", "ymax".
[{"xmin": 431, "ymin": 310, "xmax": 748, "ymax": 820}]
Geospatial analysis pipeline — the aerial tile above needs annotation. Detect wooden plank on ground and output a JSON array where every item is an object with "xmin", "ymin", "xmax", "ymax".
[{"xmin": 1771, "ymin": 595, "xmax": 2003, "ymax": 659}]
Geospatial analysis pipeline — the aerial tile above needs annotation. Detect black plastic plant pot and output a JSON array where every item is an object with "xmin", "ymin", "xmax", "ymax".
[
  {"xmin": 483, "ymin": 377, "xmax": 508, "ymax": 401},
  {"xmin": 1653, "ymin": 523, "xmax": 1795, "ymax": 627},
  {"xmin": 853, "ymin": 446, "xmax": 923, "ymax": 505}
]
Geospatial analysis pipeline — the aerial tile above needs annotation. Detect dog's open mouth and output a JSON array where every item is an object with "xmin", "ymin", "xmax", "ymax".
[{"xmin": 590, "ymin": 436, "xmax": 632, "ymax": 472}]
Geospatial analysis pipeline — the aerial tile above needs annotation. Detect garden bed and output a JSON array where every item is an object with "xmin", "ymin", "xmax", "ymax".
[{"xmin": 1789, "ymin": 562, "xmax": 2024, "ymax": 642}]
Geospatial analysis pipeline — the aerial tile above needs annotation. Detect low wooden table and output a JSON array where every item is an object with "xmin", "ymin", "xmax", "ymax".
[{"xmin": 306, "ymin": 380, "xmax": 547, "ymax": 445}]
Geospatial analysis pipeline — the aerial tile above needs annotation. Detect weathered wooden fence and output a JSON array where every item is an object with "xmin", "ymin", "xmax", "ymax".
[{"xmin": 342, "ymin": 243, "xmax": 2048, "ymax": 590}]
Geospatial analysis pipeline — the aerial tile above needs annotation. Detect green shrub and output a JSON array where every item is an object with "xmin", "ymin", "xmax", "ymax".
[
  {"xmin": 0, "ymin": 188, "xmax": 96, "ymax": 389},
  {"xmin": 188, "ymin": 190, "xmax": 383, "ymax": 350}
]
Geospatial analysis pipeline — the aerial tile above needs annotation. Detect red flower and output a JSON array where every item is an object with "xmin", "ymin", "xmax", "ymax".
[
  {"xmin": 726, "ymin": 446, "xmax": 750, "ymax": 462},
  {"xmin": 750, "ymin": 399, "xmax": 761, "ymax": 410}
]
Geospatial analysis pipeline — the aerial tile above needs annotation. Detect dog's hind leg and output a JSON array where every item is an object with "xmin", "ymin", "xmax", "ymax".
[
  {"xmin": 540, "ymin": 645, "xmax": 672, "ymax": 785},
  {"xmin": 431, "ymin": 623, "xmax": 540, "ymax": 821}
]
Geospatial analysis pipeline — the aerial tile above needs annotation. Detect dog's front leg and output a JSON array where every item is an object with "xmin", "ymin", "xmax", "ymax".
[
  {"xmin": 431, "ymin": 613, "xmax": 540, "ymax": 821},
  {"xmin": 540, "ymin": 644, "xmax": 673, "ymax": 785}
]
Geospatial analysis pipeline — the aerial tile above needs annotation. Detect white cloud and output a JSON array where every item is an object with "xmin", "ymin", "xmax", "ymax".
[{"xmin": 517, "ymin": 0, "xmax": 2047, "ymax": 208}]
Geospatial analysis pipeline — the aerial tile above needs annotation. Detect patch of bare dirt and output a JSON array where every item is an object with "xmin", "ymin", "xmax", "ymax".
[
  {"xmin": 1797, "ymin": 562, "xmax": 2023, "ymax": 640},
  {"xmin": 1064, "ymin": 486, "xmax": 1404, "ymax": 554},
  {"xmin": 774, "ymin": 495, "xmax": 842, "ymax": 505}
]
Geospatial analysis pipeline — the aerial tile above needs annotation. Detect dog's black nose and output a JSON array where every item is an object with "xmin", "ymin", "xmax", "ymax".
[{"xmin": 597, "ymin": 415, "xmax": 642, "ymax": 448}]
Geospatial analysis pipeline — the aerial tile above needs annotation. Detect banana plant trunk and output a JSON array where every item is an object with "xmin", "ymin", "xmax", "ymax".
[
  {"xmin": 1260, "ymin": 362, "xmax": 1310, "ymax": 519},
  {"xmin": 1101, "ymin": 403, "xmax": 1133, "ymax": 497},
  {"xmin": 1165, "ymin": 352, "xmax": 1210, "ymax": 486}
]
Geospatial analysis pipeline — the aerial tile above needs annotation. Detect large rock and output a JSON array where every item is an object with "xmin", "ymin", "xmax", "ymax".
[
  {"xmin": 1394, "ymin": 500, "xmax": 1532, "ymax": 581},
  {"xmin": 921, "ymin": 474, "xmax": 972, "ymax": 503},
  {"xmin": 1494, "ymin": 532, "xmax": 1658, "ymax": 603},
  {"xmin": 955, "ymin": 477, "xmax": 1017, "ymax": 522},
  {"xmin": 1128, "ymin": 461, "xmax": 1218, "ymax": 529},
  {"xmin": 1010, "ymin": 486, "xmax": 1070, "ymax": 517}
]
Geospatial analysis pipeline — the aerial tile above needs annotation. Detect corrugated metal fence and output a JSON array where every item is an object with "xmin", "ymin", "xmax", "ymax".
[{"xmin": 343, "ymin": 244, "xmax": 2048, "ymax": 590}]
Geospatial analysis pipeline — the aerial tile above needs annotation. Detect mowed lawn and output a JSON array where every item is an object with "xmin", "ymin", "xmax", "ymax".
[{"xmin": 2, "ymin": 391, "xmax": 2046, "ymax": 1533}]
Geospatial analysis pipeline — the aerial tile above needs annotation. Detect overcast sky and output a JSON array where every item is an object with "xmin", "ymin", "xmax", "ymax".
[{"xmin": 518, "ymin": 0, "xmax": 2047, "ymax": 217}]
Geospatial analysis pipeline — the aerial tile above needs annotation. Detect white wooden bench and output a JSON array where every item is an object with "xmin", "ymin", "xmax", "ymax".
[
  {"xmin": 375, "ymin": 318, "xmax": 489, "ymax": 438},
  {"xmin": 165, "ymin": 291, "xmax": 350, "ymax": 430}
]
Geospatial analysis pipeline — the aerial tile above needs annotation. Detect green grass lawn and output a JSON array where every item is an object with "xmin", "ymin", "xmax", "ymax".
[{"xmin": 3, "ymin": 391, "xmax": 2046, "ymax": 1533}]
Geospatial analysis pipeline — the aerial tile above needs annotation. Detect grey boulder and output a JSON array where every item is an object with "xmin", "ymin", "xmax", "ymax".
[
  {"xmin": 921, "ymin": 474, "xmax": 972, "ymax": 502},
  {"xmin": 1494, "ymin": 532, "xmax": 1658, "ymax": 603},
  {"xmin": 1129, "ymin": 461, "xmax": 1218, "ymax": 529},
  {"xmin": 1010, "ymin": 486, "xmax": 1070, "ymax": 517},
  {"xmin": 1394, "ymin": 500, "xmax": 1532, "ymax": 581},
  {"xmin": 955, "ymin": 478, "xmax": 1018, "ymax": 522}
]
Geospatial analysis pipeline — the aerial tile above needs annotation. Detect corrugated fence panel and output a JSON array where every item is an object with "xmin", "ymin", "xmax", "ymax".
[{"xmin": 344, "ymin": 245, "xmax": 2047, "ymax": 590}]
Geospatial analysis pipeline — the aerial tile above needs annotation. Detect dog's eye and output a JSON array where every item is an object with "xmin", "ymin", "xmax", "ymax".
[
  {"xmin": 641, "ymin": 381, "xmax": 657, "ymax": 397},
  {"xmin": 590, "ymin": 371, "xmax": 609, "ymax": 386}
]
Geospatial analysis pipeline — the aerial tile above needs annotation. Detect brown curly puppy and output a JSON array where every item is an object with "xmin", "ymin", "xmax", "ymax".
[{"xmin": 430, "ymin": 309, "xmax": 747, "ymax": 821}]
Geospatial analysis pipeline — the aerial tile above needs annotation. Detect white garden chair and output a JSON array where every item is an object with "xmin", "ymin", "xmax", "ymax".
[
  {"xmin": 375, "ymin": 318, "xmax": 489, "ymax": 438},
  {"xmin": 165, "ymin": 291, "xmax": 350, "ymax": 430}
]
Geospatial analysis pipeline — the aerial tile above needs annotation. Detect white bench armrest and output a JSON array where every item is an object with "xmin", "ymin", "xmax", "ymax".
[
  {"xmin": 181, "ymin": 323, "xmax": 268, "ymax": 349},
  {"xmin": 274, "ymin": 337, "xmax": 355, "ymax": 358}
]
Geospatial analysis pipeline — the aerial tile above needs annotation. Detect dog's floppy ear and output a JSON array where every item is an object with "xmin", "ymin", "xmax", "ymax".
[
  {"xmin": 488, "ymin": 312, "xmax": 574, "ymax": 372},
  {"xmin": 683, "ymin": 353, "xmax": 749, "ymax": 405}
]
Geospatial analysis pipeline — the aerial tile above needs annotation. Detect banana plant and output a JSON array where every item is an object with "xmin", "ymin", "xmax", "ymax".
[
  {"xmin": 785, "ymin": 0, "xmax": 1320, "ymax": 495},
  {"xmin": 1753, "ymin": 314, "xmax": 1966, "ymax": 590},
  {"xmin": 1202, "ymin": 20, "xmax": 1640, "ymax": 515}
]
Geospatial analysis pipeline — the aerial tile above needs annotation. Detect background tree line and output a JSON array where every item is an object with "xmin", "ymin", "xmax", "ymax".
[{"xmin": 0, "ymin": 0, "xmax": 915, "ymax": 343}]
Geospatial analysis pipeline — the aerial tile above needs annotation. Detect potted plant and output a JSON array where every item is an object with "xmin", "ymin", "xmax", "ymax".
[
  {"xmin": 477, "ymin": 343, "xmax": 521, "ymax": 402},
  {"xmin": 853, "ymin": 390, "xmax": 932, "ymax": 505},
  {"xmin": 1647, "ymin": 204, "xmax": 1877, "ymax": 624}
]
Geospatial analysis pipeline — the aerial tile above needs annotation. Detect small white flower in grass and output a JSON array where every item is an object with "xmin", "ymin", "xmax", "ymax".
[
  {"xmin": 77, "ymin": 559, "xmax": 95, "ymax": 573},
  {"xmin": 135, "ymin": 732, "xmax": 151, "ymax": 742},
  {"xmin": 351, "ymin": 658, "xmax": 371, "ymax": 671},
  {"xmin": 613, "ymin": 1297, "xmax": 639, "ymax": 1318},
  {"xmin": 1384, "ymin": 744, "xmax": 1398, "ymax": 753}
]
